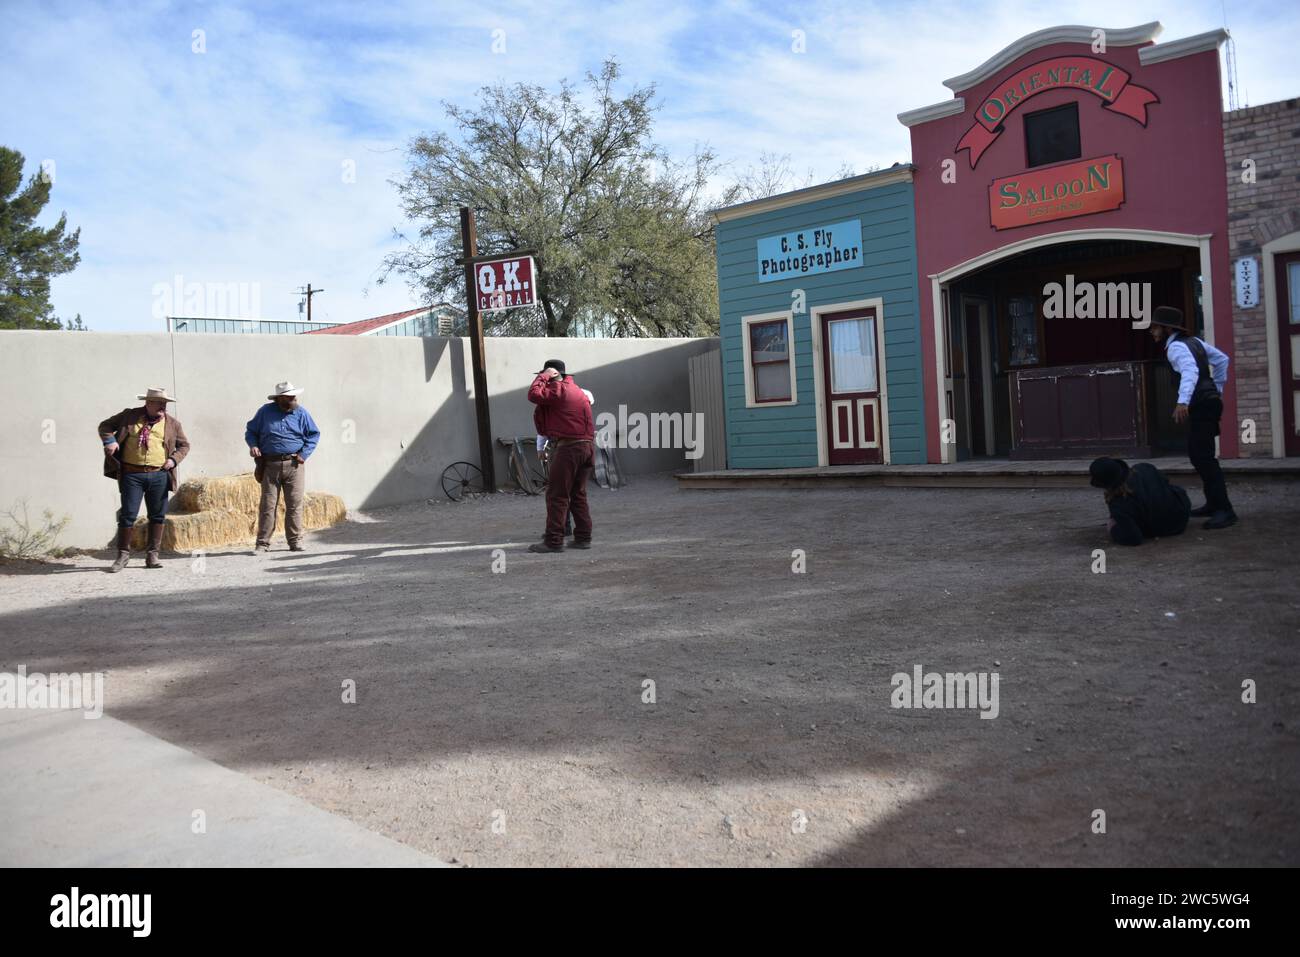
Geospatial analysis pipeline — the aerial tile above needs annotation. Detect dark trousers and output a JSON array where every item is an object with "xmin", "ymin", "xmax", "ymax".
[
  {"xmin": 544, "ymin": 450, "xmax": 574, "ymax": 535},
  {"xmin": 118, "ymin": 470, "xmax": 170, "ymax": 527},
  {"xmin": 544, "ymin": 441, "xmax": 594, "ymax": 547},
  {"xmin": 1188, "ymin": 396, "xmax": 1233, "ymax": 514}
]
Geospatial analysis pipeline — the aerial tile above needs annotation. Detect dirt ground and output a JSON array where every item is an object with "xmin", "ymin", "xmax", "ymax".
[{"xmin": 2, "ymin": 474, "xmax": 1298, "ymax": 867}]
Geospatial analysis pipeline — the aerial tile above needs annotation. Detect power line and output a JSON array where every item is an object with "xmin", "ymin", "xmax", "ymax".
[{"xmin": 296, "ymin": 283, "xmax": 325, "ymax": 322}]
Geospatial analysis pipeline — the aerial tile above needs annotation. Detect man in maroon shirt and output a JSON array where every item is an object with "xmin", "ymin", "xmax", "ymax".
[{"xmin": 527, "ymin": 359, "xmax": 594, "ymax": 553}]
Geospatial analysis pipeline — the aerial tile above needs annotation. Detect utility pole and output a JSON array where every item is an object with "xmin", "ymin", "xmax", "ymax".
[
  {"xmin": 298, "ymin": 284, "xmax": 325, "ymax": 322},
  {"xmin": 459, "ymin": 207, "xmax": 497, "ymax": 492}
]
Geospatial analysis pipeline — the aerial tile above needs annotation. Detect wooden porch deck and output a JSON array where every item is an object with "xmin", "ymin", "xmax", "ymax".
[{"xmin": 675, "ymin": 456, "xmax": 1300, "ymax": 490}]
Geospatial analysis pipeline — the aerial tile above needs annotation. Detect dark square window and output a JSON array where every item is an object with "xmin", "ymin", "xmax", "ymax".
[{"xmin": 1024, "ymin": 102, "xmax": 1080, "ymax": 168}]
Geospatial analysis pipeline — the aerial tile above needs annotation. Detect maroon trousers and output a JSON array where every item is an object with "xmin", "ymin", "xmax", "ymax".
[{"xmin": 545, "ymin": 441, "xmax": 594, "ymax": 547}]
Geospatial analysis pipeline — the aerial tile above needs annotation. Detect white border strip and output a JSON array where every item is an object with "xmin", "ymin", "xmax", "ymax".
[
  {"xmin": 1139, "ymin": 28, "xmax": 1229, "ymax": 65},
  {"xmin": 943, "ymin": 22, "xmax": 1162, "ymax": 92},
  {"xmin": 1262, "ymin": 230, "xmax": 1300, "ymax": 457},
  {"xmin": 858, "ymin": 398, "xmax": 880, "ymax": 450},
  {"xmin": 713, "ymin": 167, "xmax": 914, "ymax": 223},
  {"xmin": 900, "ymin": 24, "xmax": 1227, "ymax": 130},
  {"xmin": 898, "ymin": 99, "xmax": 967, "ymax": 128},
  {"xmin": 831, "ymin": 400, "xmax": 853, "ymax": 449}
]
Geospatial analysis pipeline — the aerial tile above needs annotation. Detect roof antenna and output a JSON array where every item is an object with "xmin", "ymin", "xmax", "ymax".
[{"xmin": 1222, "ymin": 0, "xmax": 1242, "ymax": 110}]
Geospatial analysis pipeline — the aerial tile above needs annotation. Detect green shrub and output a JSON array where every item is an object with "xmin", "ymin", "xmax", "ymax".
[{"xmin": 0, "ymin": 500, "xmax": 71, "ymax": 560}]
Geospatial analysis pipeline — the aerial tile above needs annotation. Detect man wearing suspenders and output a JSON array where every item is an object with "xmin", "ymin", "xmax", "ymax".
[{"xmin": 1149, "ymin": 306, "xmax": 1237, "ymax": 530}]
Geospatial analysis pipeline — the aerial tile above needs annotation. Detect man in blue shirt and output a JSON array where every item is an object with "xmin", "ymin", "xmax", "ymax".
[
  {"xmin": 1149, "ymin": 307, "xmax": 1236, "ymax": 529},
  {"xmin": 245, "ymin": 381, "xmax": 321, "ymax": 553}
]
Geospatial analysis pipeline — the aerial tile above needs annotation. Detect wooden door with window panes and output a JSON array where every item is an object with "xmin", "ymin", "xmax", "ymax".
[{"xmin": 821, "ymin": 308, "xmax": 883, "ymax": 465}]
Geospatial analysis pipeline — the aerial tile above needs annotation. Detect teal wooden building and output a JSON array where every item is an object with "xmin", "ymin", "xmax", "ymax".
[{"xmin": 714, "ymin": 165, "xmax": 924, "ymax": 468}]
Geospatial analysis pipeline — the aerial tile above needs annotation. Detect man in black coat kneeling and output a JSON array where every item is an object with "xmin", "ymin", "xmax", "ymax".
[{"xmin": 1089, "ymin": 457, "xmax": 1192, "ymax": 547}]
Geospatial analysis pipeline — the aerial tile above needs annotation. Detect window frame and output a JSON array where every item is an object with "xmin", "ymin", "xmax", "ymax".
[
  {"xmin": 741, "ymin": 311, "xmax": 798, "ymax": 407},
  {"xmin": 1023, "ymin": 101, "xmax": 1081, "ymax": 169},
  {"xmin": 1005, "ymin": 294, "xmax": 1043, "ymax": 368}
]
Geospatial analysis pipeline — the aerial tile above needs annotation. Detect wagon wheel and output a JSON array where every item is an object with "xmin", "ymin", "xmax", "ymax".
[
  {"xmin": 441, "ymin": 461, "xmax": 484, "ymax": 501},
  {"xmin": 509, "ymin": 443, "xmax": 547, "ymax": 496},
  {"xmin": 527, "ymin": 448, "xmax": 549, "ymax": 492}
]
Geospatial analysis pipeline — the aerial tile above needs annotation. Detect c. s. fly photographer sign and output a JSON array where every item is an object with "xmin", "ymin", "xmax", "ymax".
[{"xmin": 756, "ymin": 219, "xmax": 863, "ymax": 283}]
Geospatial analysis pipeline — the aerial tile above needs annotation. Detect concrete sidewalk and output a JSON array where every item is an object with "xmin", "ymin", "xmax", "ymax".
[{"xmin": 0, "ymin": 707, "xmax": 446, "ymax": 867}]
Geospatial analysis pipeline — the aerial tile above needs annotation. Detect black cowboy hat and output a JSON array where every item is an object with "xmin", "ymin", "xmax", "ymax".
[
  {"xmin": 1089, "ymin": 457, "xmax": 1130, "ymax": 490},
  {"xmin": 1150, "ymin": 306, "xmax": 1187, "ymax": 331},
  {"xmin": 535, "ymin": 358, "xmax": 566, "ymax": 375}
]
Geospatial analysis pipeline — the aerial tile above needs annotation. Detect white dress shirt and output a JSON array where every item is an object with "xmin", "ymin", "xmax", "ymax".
[{"xmin": 1165, "ymin": 335, "xmax": 1229, "ymax": 405}]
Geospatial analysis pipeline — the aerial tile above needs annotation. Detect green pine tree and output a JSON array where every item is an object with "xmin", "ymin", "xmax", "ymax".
[{"xmin": 0, "ymin": 147, "xmax": 83, "ymax": 330}]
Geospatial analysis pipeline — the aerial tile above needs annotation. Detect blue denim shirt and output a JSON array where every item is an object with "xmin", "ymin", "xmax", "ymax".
[{"xmin": 245, "ymin": 403, "xmax": 320, "ymax": 458}]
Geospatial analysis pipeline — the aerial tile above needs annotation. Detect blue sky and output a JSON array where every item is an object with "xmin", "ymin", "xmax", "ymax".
[{"xmin": 2, "ymin": 0, "xmax": 1296, "ymax": 331}]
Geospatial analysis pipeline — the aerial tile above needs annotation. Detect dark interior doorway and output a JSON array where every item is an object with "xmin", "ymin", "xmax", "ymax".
[{"xmin": 947, "ymin": 239, "xmax": 1202, "ymax": 459}]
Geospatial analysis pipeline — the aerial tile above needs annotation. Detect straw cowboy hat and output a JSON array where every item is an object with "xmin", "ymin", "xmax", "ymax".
[
  {"xmin": 268, "ymin": 381, "xmax": 305, "ymax": 400},
  {"xmin": 136, "ymin": 387, "xmax": 177, "ymax": 403}
]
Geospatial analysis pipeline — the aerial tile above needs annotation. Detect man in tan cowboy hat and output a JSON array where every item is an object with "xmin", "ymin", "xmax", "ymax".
[
  {"xmin": 98, "ymin": 387, "xmax": 191, "ymax": 572},
  {"xmin": 245, "ymin": 381, "xmax": 320, "ymax": 553}
]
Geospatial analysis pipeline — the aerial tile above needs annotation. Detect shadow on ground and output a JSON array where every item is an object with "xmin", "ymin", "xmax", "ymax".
[{"xmin": 2, "ymin": 476, "xmax": 1297, "ymax": 866}]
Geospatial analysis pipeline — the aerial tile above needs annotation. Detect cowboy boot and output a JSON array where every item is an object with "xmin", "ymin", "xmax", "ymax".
[
  {"xmin": 108, "ymin": 526, "xmax": 132, "ymax": 573},
  {"xmin": 145, "ymin": 522, "xmax": 165, "ymax": 568}
]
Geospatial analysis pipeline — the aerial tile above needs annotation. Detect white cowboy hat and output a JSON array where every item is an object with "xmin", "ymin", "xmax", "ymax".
[
  {"xmin": 136, "ymin": 387, "xmax": 177, "ymax": 403},
  {"xmin": 268, "ymin": 381, "xmax": 305, "ymax": 400}
]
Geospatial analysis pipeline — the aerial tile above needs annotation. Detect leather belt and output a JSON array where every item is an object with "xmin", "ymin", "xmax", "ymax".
[
  {"xmin": 263, "ymin": 453, "xmax": 299, "ymax": 461},
  {"xmin": 552, "ymin": 438, "xmax": 592, "ymax": 446},
  {"xmin": 122, "ymin": 463, "xmax": 164, "ymax": 473}
]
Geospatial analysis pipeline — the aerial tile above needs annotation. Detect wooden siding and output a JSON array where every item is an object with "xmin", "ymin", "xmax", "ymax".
[{"xmin": 716, "ymin": 180, "xmax": 922, "ymax": 468}]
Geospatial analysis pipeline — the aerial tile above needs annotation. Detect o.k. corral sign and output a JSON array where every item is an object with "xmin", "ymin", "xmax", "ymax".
[
  {"xmin": 990, "ymin": 154, "xmax": 1125, "ymax": 230},
  {"xmin": 475, "ymin": 254, "xmax": 536, "ymax": 312},
  {"xmin": 757, "ymin": 219, "xmax": 863, "ymax": 283}
]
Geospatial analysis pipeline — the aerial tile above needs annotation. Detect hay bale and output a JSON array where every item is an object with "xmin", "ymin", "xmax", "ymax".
[
  {"xmin": 307, "ymin": 492, "xmax": 347, "ymax": 529},
  {"xmin": 171, "ymin": 473, "xmax": 262, "ymax": 514},
  {"xmin": 163, "ymin": 510, "xmax": 257, "ymax": 551},
  {"xmin": 122, "ymin": 492, "xmax": 346, "ymax": 552},
  {"xmin": 267, "ymin": 491, "xmax": 347, "ymax": 534},
  {"xmin": 117, "ymin": 473, "xmax": 347, "ymax": 552},
  {"xmin": 128, "ymin": 509, "xmax": 254, "ymax": 551}
]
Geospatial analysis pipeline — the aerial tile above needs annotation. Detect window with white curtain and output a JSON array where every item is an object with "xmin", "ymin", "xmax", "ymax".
[{"xmin": 828, "ymin": 316, "xmax": 877, "ymax": 393}]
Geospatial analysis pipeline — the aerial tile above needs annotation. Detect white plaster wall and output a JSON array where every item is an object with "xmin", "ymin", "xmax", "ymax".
[{"xmin": 0, "ymin": 331, "xmax": 716, "ymax": 548}]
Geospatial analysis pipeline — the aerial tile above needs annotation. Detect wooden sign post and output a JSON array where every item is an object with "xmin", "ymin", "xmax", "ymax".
[{"xmin": 459, "ymin": 206, "xmax": 497, "ymax": 492}]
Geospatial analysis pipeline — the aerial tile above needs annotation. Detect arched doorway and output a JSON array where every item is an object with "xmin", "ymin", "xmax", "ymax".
[{"xmin": 930, "ymin": 229, "xmax": 1214, "ymax": 461}]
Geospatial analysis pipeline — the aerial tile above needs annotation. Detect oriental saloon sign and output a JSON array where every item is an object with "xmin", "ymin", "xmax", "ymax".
[
  {"xmin": 990, "ymin": 154, "xmax": 1125, "ymax": 230},
  {"xmin": 956, "ymin": 56, "xmax": 1158, "ymax": 167},
  {"xmin": 757, "ymin": 219, "xmax": 863, "ymax": 283}
]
